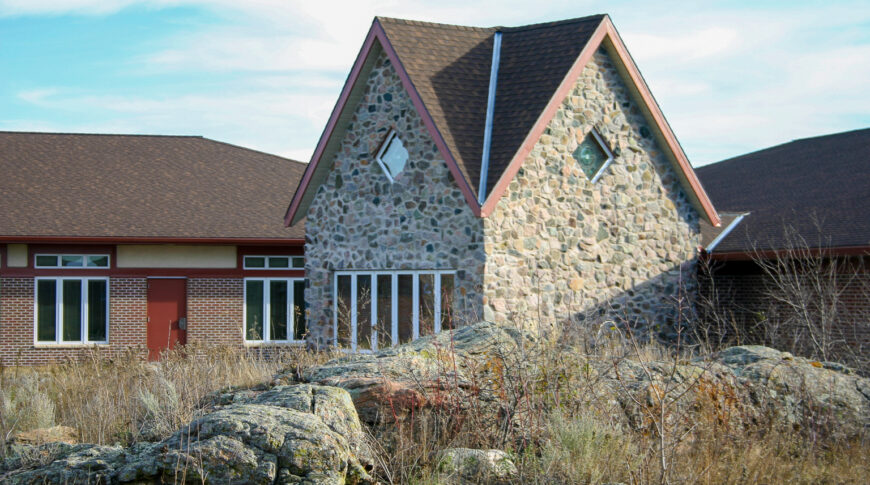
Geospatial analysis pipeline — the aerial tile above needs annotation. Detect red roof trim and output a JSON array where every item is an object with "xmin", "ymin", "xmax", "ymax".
[
  {"xmin": 284, "ymin": 19, "xmax": 481, "ymax": 226},
  {"xmin": 0, "ymin": 236, "xmax": 304, "ymax": 246},
  {"xmin": 480, "ymin": 17, "xmax": 721, "ymax": 227}
]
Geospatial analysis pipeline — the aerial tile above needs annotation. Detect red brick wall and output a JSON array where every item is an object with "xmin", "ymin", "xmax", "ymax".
[
  {"xmin": 701, "ymin": 256, "xmax": 870, "ymax": 361},
  {"xmin": 0, "ymin": 277, "xmax": 149, "ymax": 365},
  {"xmin": 186, "ymin": 278, "xmax": 244, "ymax": 347}
]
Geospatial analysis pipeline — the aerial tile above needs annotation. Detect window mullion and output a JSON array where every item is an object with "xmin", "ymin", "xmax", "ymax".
[
  {"xmin": 350, "ymin": 275, "xmax": 358, "ymax": 351},
  {"xmin": 263, "ymin": 279, "xmax": 270, "ymax": 342},
  {"xmin": 371, "ymin": 274, "xmax": 378, "ymax": 351},
  {"xmin": 391, "ymin": 274, "xmax": 398, "ymax": 347},
  {"xmin": 412, "ymin": 273, "xmax": 419, "ymax": 341},
  {"xmin": 82, "ymin": 279, "xmax": 89, "ymax": 344},
  {"xmin": 434, "ymin": 273, "xmax": 441, "ymax": 334},
  {"xmin": 55, "ymin": 279, "xmax": 62, "ymax": 344},
  {"xmin": 287, "ymin": 278, "xmax": 293, "ymax": 342}
]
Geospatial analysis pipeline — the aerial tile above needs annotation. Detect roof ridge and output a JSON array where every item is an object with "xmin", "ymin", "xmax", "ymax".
[
  {"xmin": 0, "ymin": 130, "xmax": 202, "ymax": 138},
  {"xmin": 375, "ymin": 14, "xmax": 606, "ymax": 33},
  {"xmin": 497, "ymin": 14, "xmax": 606, "ymax": 32},
  {"xmin": 375, "ymin": 16, "xmax": 494, "ymax": 33},
  {"xmin": 789, "ymin": 126, "xmax": 870, "ymax": 144}
]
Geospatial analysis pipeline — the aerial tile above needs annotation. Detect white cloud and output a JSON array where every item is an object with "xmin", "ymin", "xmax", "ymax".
[{"xmin": 3, "ymin": 0, "xmax": 870, "ymax": 167}]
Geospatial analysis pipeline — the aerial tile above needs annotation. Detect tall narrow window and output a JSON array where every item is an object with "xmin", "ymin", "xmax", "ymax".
[
  {"xmin": 293, "ymin": 280, "xmax": 306, "ymax": 340},
  {"xmin": 35, "ymin": 277, "xmax": 108, "ymax": 345},
  {"xmin": 357, "ymin": 275, "xmax": 372, "ymax": 350},
  {"xmin": 336, "ymin": 275, "xmax": 352, "ymax": 348},
  {"xmin": 244, "ymin": 278, "xmax": 306, "ymax": 343},
  {"xmin": 333, "ymin": 270, "xmax": 456, "ymax": 351},
  {"xmin": 245, "ymin": 280, "xmax": 265, "ymax": 341}
]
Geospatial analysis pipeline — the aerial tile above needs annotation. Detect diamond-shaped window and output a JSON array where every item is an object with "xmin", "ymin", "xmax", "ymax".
[
  {"xmin": 572, "ymin": 129, "xmax": 614, "ymax": 183},
  {"xmin": 375, "ymin": 130, "xmax": 409, "ymax": 182}
]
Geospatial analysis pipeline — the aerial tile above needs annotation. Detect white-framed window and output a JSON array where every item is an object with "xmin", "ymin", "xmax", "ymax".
[
  {"xmin": 244, "ymin": 278, "xmax": 306, "ymax": 343},
  {"xmin": 34, "ymin": 277, "xmax": 109, "ymax": 345},
  {"xmin": 35, "ymin": 254, "xmax": 110, "ymax": 269},
  {"xmin": 333, "ymin": 270, "xmax": 455, "ymax": 352},
  {"xmin": 375, "ymin": 129, "xmax": 409, "ymax": 182},
  {"xmin": 243, "ymin": 255, "xmax": 304, "ymax": 270},
  {"xmin": 572, "ymin": 128, "xmax": 614, "ymax": 183}
]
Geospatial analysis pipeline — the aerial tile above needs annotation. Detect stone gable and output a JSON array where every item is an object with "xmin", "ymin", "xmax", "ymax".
[
  {"xmin": 304, "ymin": 50, "xmax": 485, "ymax": 346},
  {"xmin": 482, "ymin": 48, "xmax": 701, "ymax": 335}
]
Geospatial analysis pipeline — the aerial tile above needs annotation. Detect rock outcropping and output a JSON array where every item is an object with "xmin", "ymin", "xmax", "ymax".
[{"xmin": 1, "ymin": 385, "xmax": 374, "ymax": 485}]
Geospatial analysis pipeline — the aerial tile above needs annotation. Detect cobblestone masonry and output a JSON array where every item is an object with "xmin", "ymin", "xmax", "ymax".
[
  {"xmin": 304, "ymin": 51, "xmax": 486, "ymax": 346},
  {"xmin": 483, "ymin": 49, "xmax": 700, "ymax": 332},
  {"xmin": 304, "ymin": 48, "xmax": 702, "ymax": 344}
]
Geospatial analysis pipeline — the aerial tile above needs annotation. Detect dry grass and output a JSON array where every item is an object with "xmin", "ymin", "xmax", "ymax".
[
  {"xmin": 1, "ymin": 331, "xmax": 867, "ymax": 484},
  {"xmin": 0, "ymin": 343, "xmax": 336, "ymax": 451}
]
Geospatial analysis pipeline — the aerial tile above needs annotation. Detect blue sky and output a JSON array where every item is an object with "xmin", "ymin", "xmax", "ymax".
[{"xmin": 1, "ymin": 1, "xmax": 868, "ymax": 166}]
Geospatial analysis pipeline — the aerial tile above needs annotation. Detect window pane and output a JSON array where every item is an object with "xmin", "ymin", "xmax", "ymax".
[
  {"xmin": 62, "ymin": 280, "xmax": 82, "ymax": 341},
  {"xmin": 61, "ymin": 255, "xmax": 83, "ymax": 267},
  {"xmin": 441, "ymin": 274, "xmax": 455, "ymax": 331},
  {"xmin": 36, "ymin": 255, "xmax": 58, "ymax": 267},
  {"xmin": 87, "ymin": 255, "xmax": 109, "ymax": 267},
  {"xmin": 336, "ymin": 275, "xmax": 352, "ymax": 347},
  {"xmin": 245, "ymin": 280, "xmax": 264, "ymax": 340},
  {"xmin": 357, "ymin": 275, "xmax": 372, "ymax": 350},
  {"xmin": 269, "ymin": 257, "xmax": 289, "ymax": 268},
  {"xmin": 245, "ymin": 256, "xmax": 265, "ymax": 268},
  {"xmin": 397, "ymin": 274, "xmax": 413, "ymax": 344},
  {"xmin": 37, "ymin": 280, "xmax": 57, "ymax": 342},
  {"xmin": 291, "ymin": 257, "xmax": 305, "ymax": 268},
  {"xmin": 419, "ymin": 274, "xmax": 435, "ymax": 338},
  {"xmin": 87, "ymin": 280, "xmax": 108, "ymax": 342},
  {"xmin": 376, "ymin": 275, "xmax": 393, "ymax": 347},
  {"xmin": 269, "ymin": 280, "xmax": 288, "ymax": 341},
  {"xmin": 293, "ymin": 280, "xmax": 306, "ymax": 340}
]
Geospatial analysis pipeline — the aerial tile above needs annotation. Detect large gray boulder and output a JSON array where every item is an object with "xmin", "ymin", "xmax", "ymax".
[
  {"xmin": 1, "ymin": 385, "xmax": 374, "ymax": 485},
  {"xmin": 299, "ymin": 321, "xmax": 531, "ymax": 423},
  {"xmin": 435, "ymin": 448, "xmax": 517, "ymax": 484},
  {"xmin": 303, "ymin": 322, "xmax": 870, "ymax": 439}
]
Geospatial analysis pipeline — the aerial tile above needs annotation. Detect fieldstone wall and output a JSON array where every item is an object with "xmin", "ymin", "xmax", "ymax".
[
  {"xmin": 482, "ymin": 48, "xmax": 701, "ymax": 336},
  {"xmin": 304, "ymin": 50, "xmax": 486, "ymax": 346}
]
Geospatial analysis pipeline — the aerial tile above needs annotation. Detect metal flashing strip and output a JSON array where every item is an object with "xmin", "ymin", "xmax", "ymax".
[
  {"xmin": 477, "ymin": 31, "xmax": 502, "ymax": 204},
  {"xmin": 706, "ymin": 212, "xmax": 749, "ymax": 252}
]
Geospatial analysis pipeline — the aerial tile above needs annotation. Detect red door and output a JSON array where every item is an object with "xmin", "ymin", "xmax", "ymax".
[{"xmin": 146, "ymin": 279, "xmax": 187, "ymax": 361}]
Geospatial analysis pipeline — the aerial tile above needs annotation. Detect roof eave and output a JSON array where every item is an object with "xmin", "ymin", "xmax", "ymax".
[
  {"xmin": 284, "ymin": 18, "xmax": 482, "ymax": 227},
  {"xmin": 0, "ymin": 236, "xmax": 304, "ymax": 246}
]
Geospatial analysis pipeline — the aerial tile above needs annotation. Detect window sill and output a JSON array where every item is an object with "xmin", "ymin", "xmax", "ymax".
[
  {"xmin": 243, "ymin": 340, "xmax": 306, "ymax": 347},
  {"xmin": 33, "ymin": 342, "xmax": 110, "ymax": 348}
]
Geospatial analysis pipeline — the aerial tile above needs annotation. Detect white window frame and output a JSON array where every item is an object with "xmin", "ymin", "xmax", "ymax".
[
  {"xmin": 375, "ymin": 129, "xmax": 409, "ymax": 182},
  {"xmin": 34, "ymin": 254, "xmax": 111, "ymax": 269},
  {"xmin": 33, "ymin": 276, "xmax": 110, "ymax": 346},
  {"xmin": 243, "ymin": 255, "xmax": 304, "ymax": 270},
  {"xmin": 333, "ymin": 269, "xmax": 455, "ymax": 353},
  {"xmin": 243, "ymin": 277, "xmax": 306, "ymax": 345},
  {"xmin": 575, "ymin": 128, "xmax": 615, "ymax": 184}
]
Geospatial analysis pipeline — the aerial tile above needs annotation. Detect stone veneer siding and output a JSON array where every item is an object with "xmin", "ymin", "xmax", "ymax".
[
  {"xmin": 482, "ymin": 49, "xmax": 701, "ymax": 334},
  {"xmin": 304, "ymin": 51, "xmax": 485, "ymax": 346}
]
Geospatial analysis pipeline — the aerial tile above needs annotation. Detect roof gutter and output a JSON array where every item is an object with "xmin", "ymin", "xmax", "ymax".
[
  {"xmin": 0, "ymin": 235, "xmax": 305, "ymax": 246},
  {"xmin": 705, "ymin": 212, "xmax": 749, "ymax": 252},
  {"xmin": 477, "ymin": 31, "xmax": 502, "ymax": 204}
]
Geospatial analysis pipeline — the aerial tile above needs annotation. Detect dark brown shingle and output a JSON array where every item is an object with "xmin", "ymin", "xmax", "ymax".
[
  {"xmin": 696, "ymin": 128, "xmax": 870, "ymax": 253},
  {"xmin": 0, "ymin": 132, "xmax": 306, "ymax": 240},
  {"xmin": 378, "ymin": 15, "xmax": 605, "ymax": 199}
]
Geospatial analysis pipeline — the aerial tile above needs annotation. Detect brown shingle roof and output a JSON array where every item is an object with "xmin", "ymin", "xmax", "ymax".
[
  {"xmin": 378, "ymin": 15, "xmax": 605, "ymax": 199},
  {"xmin": 0, "ymin": 132, "xmax": 306, "ymax": 240},
  {"xmin": 696, "ymin": 128, "xmax": 870, "ymax": 253}
]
